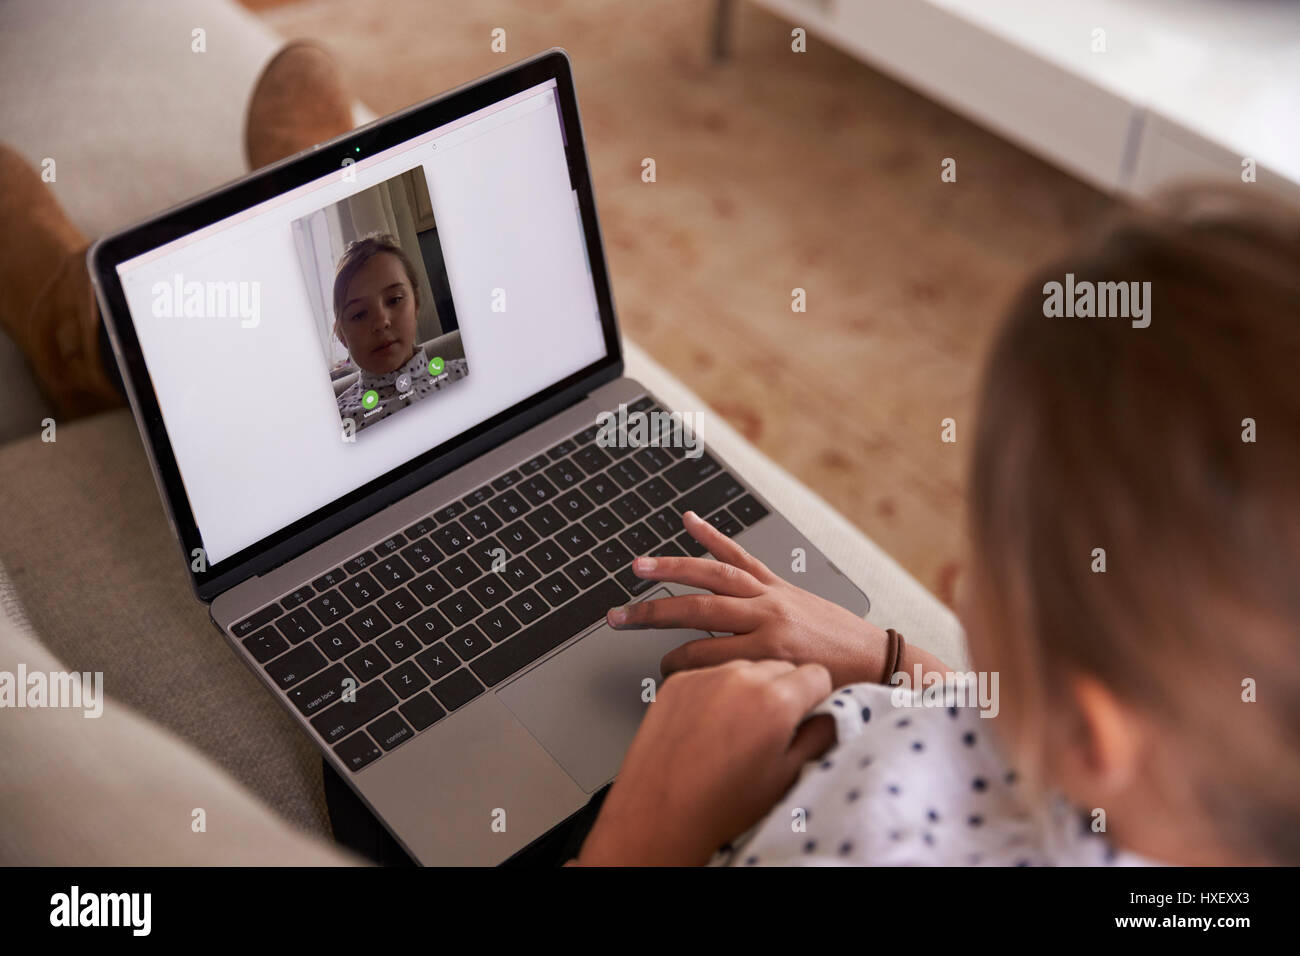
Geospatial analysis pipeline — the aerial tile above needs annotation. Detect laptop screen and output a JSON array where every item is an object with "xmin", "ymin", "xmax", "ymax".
[{"xmin": 112, "ymin": 78, "xmax": 609, "ymax": 569}]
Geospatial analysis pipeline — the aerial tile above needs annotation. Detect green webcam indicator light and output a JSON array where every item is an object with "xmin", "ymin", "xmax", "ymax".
[{"xmin": 354, "ymin": 147, "xmax": 360, "ymax": 152}]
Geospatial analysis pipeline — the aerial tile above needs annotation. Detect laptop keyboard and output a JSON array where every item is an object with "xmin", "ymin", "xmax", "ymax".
[{"xmin": 228, "ymin": 395, "xmax": 770, "ymax": 773}]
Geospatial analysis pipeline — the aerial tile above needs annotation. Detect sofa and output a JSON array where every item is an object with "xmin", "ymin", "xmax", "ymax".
[{"xmin": 0, "ymin": 0, "xmax": 965, "ymax": 864}]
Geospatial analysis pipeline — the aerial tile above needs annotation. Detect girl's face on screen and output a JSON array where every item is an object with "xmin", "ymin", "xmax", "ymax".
[{"xmin": 336, "ymin": 252, "xmax": 418, "ymax": 375}]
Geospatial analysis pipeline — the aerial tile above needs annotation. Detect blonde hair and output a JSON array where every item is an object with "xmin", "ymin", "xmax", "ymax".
[{"xmin": 968, "ymin": 185, "xmax": 1300, "ymax": 863}]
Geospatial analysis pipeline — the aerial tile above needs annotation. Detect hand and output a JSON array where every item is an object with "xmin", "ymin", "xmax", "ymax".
[
  {"xmin": 605, "ymin": 510, "xmax": 894, "ymax": 688},
  {"xmin": 573, "ymin": 659, "xmax": 836, "ymax": 866}
]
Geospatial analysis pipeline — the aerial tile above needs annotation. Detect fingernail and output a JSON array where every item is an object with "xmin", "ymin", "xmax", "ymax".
[
  {"xmin": 608, "ymin": 606, "xmax": 628, "ymax": 627},
  {"xmin": 634, "ymin": 556, "xmax": 657, "ymax": 573},
  {"xmin": 684, "ymin": 510, "xmax": 698, "ymax": 522}
]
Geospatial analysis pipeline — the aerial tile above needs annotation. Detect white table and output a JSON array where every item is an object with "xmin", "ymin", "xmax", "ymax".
[{"xmin": 736, "ymin": 0, "xmax": 1300, "ymax": 201}]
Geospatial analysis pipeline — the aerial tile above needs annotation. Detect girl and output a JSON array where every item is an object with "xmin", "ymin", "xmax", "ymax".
[
  {"xmin": 331, "ymin": 233, "xmax": 468, "ymax": 435},
  {"xmin": 574, "ymin": 186, "xmax": 1300, "ymax": 866}
]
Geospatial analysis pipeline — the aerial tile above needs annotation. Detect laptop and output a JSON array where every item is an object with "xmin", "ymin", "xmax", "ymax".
[{"xmin": 88, "ymin": 49, "xmax": 868, "ymax": 865}]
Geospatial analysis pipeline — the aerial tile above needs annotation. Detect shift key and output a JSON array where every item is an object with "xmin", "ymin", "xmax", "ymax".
[{"xmin": 310, "ymin": 681, "xmax": 397, "ymax": 744}]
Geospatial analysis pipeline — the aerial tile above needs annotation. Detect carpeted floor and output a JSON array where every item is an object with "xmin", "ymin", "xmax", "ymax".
[{"xmin": 250, "ymin": 0, "xmax": 1116, "ymax": 606}]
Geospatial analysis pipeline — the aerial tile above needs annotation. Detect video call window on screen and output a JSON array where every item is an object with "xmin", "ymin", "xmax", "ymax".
[{"xmin": 292, "ymin": 166, "xmax": 470, "ymax": 440}]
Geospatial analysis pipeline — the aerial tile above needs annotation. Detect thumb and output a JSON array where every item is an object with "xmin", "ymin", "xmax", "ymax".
[
  {"xmin": 783, "ymin": 713, "xmax": 837, "ymax": 773},
  {"xmin": 660, "ymin": 633, "xmax": 764, "ymax": 676}
]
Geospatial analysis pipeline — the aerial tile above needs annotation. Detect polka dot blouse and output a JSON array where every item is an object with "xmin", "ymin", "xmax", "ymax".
[{"xmin": 711, "ymin": 679, "xmax": 1158, "ymax": 867}]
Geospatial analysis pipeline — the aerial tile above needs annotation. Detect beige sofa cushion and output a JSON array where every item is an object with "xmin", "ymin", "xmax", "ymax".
[
  {"xmin": 0, "ymin": 412, "xmax": 337, "ymax": 835},
  {"xmin": 0, "ymin": 565, "xmax": 358, "ymax": 865}
]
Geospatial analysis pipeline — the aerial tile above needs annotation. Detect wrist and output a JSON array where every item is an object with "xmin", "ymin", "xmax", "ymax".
[
  {"xmin": 891, "ymin": 643, "xmax": 953, "ymax": 686},
  {"xmin": 842, "ymin": 619, "xmax": 892, "ymax": 685},
  {"xmin": 851, "ymin": 624, "xmax": 949, "ymax": 687}
]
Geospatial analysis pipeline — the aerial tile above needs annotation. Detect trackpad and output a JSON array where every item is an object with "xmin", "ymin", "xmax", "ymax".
[{"xmin": 497, "ymin": 588, "xmax": 705, "ymax": 793}]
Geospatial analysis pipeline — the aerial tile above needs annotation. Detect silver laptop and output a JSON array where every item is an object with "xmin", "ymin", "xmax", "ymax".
[{"xmin": 89, "ymin": 50, "xmax": 868, "ymax": 865}]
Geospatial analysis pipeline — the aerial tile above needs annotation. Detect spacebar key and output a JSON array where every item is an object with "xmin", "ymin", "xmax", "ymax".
[{"xmin": 471, "ymin": 580, "xmax": 626, "ymax": 687}]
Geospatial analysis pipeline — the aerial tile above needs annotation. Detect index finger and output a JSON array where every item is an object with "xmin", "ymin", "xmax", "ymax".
[{"xmin": 681, "ymin": 510, "xmax": 778, "ymax": 583}]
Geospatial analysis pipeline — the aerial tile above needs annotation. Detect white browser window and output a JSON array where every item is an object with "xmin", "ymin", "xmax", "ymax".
[{"xmin": 116, "ymin": 81, "xmax": 607, "ymax": 565}]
